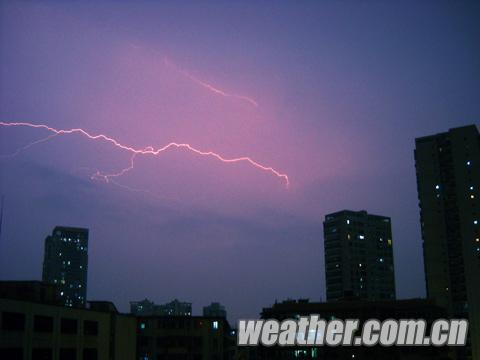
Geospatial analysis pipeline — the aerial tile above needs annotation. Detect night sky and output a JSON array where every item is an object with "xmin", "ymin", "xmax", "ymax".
[{"xmin": 0, "ymin": 1, "xmax": 479, "ymax": 323}]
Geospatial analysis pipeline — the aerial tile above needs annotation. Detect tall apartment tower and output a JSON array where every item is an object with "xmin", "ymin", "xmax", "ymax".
[
  {"xmin": 42, "ymin": 226, "xmax": 89, "ymax": 308},
  {"xmin": 323, "ymin": 210, "xmax": 396, "ymax": 302},
  {"xmin": 415, "ymin": 125, "xmax": 479, "ymax": 360}
]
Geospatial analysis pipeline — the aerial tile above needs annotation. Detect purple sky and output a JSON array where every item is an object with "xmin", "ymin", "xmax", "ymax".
[{"xmin": 0, "ymin": 1, "xmax": 479, "ymax": 323}]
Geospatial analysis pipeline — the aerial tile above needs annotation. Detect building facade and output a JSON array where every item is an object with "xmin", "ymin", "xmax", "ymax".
[
  {"xmin": 0, "ymin": 281, "xmax": 60, "ymax": 305},
  {"xmin": 259, "ymin": 298, "xmax": 451, "ymax": 360},
  {"xmin": 136, "ymin": 315, "xmax": 236, "ymax": 360},
  {"xmin": 414, "ymin": 124, "xmax": 479, "ymax": 360},
  {"xmin": 323, "ymin": 210, "xmax": 396, "ymax": 302},
  {"xmin": 0, "ymin": 297, "xmax": 136, "ymax": 360},
  {"xmin": 42, "ymin": 227, "xmax": 89, "ymax": 308}
]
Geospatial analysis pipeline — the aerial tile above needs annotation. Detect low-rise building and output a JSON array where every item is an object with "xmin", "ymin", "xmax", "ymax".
[
  {"xmin": 258, "ymin": 298, "xmax": 453, "ymax": 360},
  {"xmin": 0, "ymin": 282, "xmax": 136, "ymax": 360},
  {"xmin": 136, "ymin": 315, "xmax": 237, "ymax": 360}
]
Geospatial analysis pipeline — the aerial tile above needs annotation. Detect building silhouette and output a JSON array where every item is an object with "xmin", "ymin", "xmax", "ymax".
[
  {"xmin": 259, "ymin": 298, "xmax": 451, "ymax": 360},
  {"xmin": 131, "ymin": 298, "xmax": 192, "ymax": 316},
  {"xmin": 157, "ymin": 299, "xmax": 192, "ymax": 317},
  {"xmin": 136, "ymin": 315, "xmax": 237, "ymax": 360},
  {"xmin": 130, "ymin": 298, "xmax": 157, "ymax": 316},
  {"xmin": 1, "ymin": 282, "xmax": 238, "ymax": 360},
  {"xmin": 0, "ymin": 282, "xmax": 136, "ymax": 360},
  {"xmin": 203, "ymin": 302, "xmax": 227, "ymax": 318},
  {"xmin": 415, "ymin": 124, "xmax": 479, "ymax": 360},
  {"xmin": 42, "ymin": 226, "xmax": 89, "ymax": 308},
  {"xmin": 0, "ymin": 281, "xmax": 60, "ymax": 306},
  {"xmin": 323, "ymin": 210, "xmax": 396, "ymax": 302}
]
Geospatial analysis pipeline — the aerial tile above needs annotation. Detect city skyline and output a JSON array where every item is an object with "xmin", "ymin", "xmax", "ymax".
[{"xmin": 1, "ymin": 1, "xmax": 479, "ymax": 324}]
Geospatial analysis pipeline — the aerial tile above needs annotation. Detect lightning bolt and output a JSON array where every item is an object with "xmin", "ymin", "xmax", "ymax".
[
  {"xmin": 0, "ymin": 133, "xmax": 59, "ymax": 158},
  {"xmin": 91, "ymin": 152, "xmax": 138, "ymax": 183},
  {"xmin": 164, "ymin": 57, "xmax": 259, "ymax": 108},
  {"xmin": 0, "ymin": 121, "xmax": 290, "ymax": 188}
]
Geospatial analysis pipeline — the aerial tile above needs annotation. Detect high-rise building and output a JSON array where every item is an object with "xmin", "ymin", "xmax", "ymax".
[
  {"xmin": 415, "ymin": 124, "xmax": 479, "ymax": 360},
  {"xmin": 323, "ymin": 210, "xmax": 396, "ymax": 302},
  {"xmin": 42, "ymin": 226, "xmax": 88, "ymax": 308},
  {"xmin": 203, "ymin": 302, "xmax": 227, "ymax": 318}
]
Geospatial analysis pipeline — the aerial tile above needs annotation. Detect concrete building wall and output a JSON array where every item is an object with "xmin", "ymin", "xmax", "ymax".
[
  {"xmin": 136, "ymin": 316, "xmax": 235, "ymax": 360},
  {"xmin": 0, "ymin": 298, "xmax": 136, "ymax": 360}
]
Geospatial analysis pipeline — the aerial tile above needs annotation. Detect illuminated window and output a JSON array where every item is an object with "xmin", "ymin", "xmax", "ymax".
[
  {"xmin": 346, "ymin": 219, "xmax": 350, "ymax": 224},
  {"xmin": 387, "ymin": 239, "xmax": 392, "ymax": 246},
  {"xmin": 358, "ymin": 235, "xmax": 365, "ymax": 240},
  {"xmin": 212, "ymin": 321, "xmax": 219, "ymax": 330},
  {"xmin": 435, "ymin": 185, "xmax": 440, "ymax": 190}
]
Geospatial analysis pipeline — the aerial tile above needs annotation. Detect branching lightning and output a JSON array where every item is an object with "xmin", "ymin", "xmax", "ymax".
[
  {"xmin": 164, "ymin": 58, "xmax": 259, "ymax": 108},
  {"xmin": 0, "ymin": 133, "xmax": 59, "ymax": 158},
  {"xmin": 0, "ymin": 121, "xmax": 290, "ymax": 189},
  {"xmin": 91, "ymin": 153, "xmax": 138, "ymax": 183}
]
